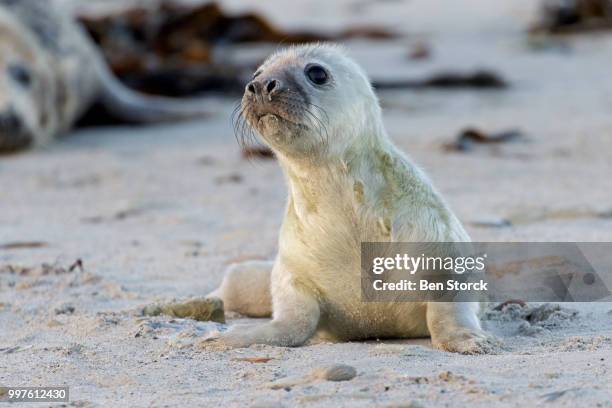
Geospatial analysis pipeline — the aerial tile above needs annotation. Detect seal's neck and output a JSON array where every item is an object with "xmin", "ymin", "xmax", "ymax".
[
  {"xmin": 276, "ymin": 118, "xmax": 399, "ymax": 221},
  {"xmin": 277, "ymin": 115, "xmax": 390, "ymax": 179}
]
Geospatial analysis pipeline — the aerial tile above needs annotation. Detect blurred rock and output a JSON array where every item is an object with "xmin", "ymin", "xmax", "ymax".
[
  {"xmin": 55, "ymin": 303, "xmax": 76, "ymax": 315},
  {"xmin": 444, "ymin": 127, "xmax": 524, "ymax": 152},
  {"xmin": 494, "ymin": 299, "xmax": 527, "ymax": 311},
  {"xmin": 469, "ymin": 218, "xmax": 513, "ymax": 228},
  {"xmin": 408, "ymin": 42, "xmax": 431, "ymax": 60},
  {"xmin": 532, "ymin": 0, "xmax": 612, "ymax": 33},
  {"xmin": 78, "ymin": 1, "xmax": 397, "ymax": 97},
  {"xmin": 374, "ymin": 70, "xmax": 507, "ymax": 90},
  {"xmin": 0, "ymin": 241, "xmax": 48, "ymax": 250},
  {"xmin": 338, "ymin": 26, "xmax": 396, "ymax": 40}
]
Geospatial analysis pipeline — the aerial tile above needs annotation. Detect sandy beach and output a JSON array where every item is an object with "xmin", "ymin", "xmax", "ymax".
[{"xmin": 2, "ymin": 0, "xmax": 612, "ymax": 406}]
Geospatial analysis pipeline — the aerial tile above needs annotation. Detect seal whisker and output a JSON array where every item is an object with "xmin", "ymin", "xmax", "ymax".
[
  {"xmin": 274, "ymin": 94, "xmax": 330, "ymax": 148},
  {"xmin": 304, "ymin": 101, "xmax": 331, "ymax": 125},
  {"xmin": 240, "ymin": 109, "xmax": 255, "ymax": 149},
  {"xmin": 277, "ymin": 92, "xmax": 330, "ymax": 128},
  {"xmin": 304, "ymin": 106, "xmax": 329, "ymax": 150},
  {"xmin": 230, "ymin": 100, "xmax": 245, "ymax": 146},
  {"xmin": 232, "ymin": 104, "xmax": 248, "ymax": 149},
  {"xmin": 285, "ymin": 100, "xmax": 327, "ymax": 149},
  {"xmin": 233, "ymin": 103, "xmax": 253, "ymax": 151},
  {"xmin": 282, "ymin": 89, "xmax": 330, "ymax": 126}
]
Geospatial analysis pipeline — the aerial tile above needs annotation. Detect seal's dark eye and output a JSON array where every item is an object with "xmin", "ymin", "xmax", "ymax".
[
  {"xmin": 8, "ymin": 64, "xmax": 32, "ymax": 88},
  {"xmin": 305, "ymin": 64, "xmax": 328, "ymax": 85}
]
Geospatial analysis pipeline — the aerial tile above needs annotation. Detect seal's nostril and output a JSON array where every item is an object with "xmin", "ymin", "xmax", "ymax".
[
  {"xmin": 266, "ymin": 79, "xmax": 278, "ymax": 94},
  {"xmin": 247, "ymin": 82, "xmax": 257, "ymax": 94},
  {"xmin": 0, "ymin": 111, "xmax": 21, "ymax": 131}
]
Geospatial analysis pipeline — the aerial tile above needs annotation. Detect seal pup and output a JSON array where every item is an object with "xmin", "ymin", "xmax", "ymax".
[
  {"xmin": 209, "ymin": 43, "xmax": 497, "ymax": 354},
  {"xmin": 0, "ymin": 0, "xmax": 211, "ymax": 153}
]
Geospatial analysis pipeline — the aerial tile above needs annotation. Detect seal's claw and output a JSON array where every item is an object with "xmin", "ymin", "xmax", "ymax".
[
  {"xmin": 433, "ymin": 330, "xmax": 501, "ymax": 355},
  {"xmin": 198, "ymin": 328, "xmax": 258, "ymax": 351}
]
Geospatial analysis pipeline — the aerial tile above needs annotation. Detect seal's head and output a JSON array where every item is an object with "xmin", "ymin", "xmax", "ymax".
[
  {"xmin": 237, "ymin": 44, "xmax": 383, "ymax": 160},
  {"xmin": 0, "ymin": 10, "xmax": 53, "ymax": 153}
]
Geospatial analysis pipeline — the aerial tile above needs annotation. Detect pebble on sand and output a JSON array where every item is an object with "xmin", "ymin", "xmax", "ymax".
[
  {"xmin": 311, "ymin": 364, "xmax": 357, "ymax": 381},
  {"xmin": 264, "ymin": 364, "xmax": 357, "ymax": 390}
]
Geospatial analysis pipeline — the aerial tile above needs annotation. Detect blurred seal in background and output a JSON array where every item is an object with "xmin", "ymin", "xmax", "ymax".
[{"xmin": 0, "ymin": 0, "xmax": 211, "ymax": 153}]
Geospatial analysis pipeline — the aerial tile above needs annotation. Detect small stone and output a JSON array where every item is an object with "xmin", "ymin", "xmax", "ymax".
[
  {"xmin": 232, "ymin": 357, "xmax": 274, "ymax": 363},
  {"xmin": 54, "ymin": 303, "xmax": 75, "ymax": 315},
  {"xmin": 311, "ymin": 364, "xmax": 357, "ymax": 382},
  {"xmin": 545, "ymin": 372, "xmax": 561, "ymax": 379},
  {"xmin": 408, "ymin": 376, "xmax": 429, "ymax": 384},
  {"xmin": 408, "ymin": 42, "xmax": 430, "ymax": 60},
  {"xmin": 214, "ymin": 173, "xmax": 243, "ymax": 185},
  {"xmin": 470, "ymin": 218, "xmax": 512, "ymax": 228},
  {"xmin": 438, "ymin": 371, "xmax": 467, "ymax": 382},
  {"xmin": 251, "ymin": 402, "xmax": 284, "ymax": 408},
  {"xmin": 494, "ymin": 299, "xmax": 526, "ymax": 311},
  {"xmin": 47, "ymin": 319, "xmax": 63, "ymax": 328},
  {"xmin": 265, "ymin": 364, "xmax": 357, "ymax": 390},
  {"xmin": 384, "ymin": 401, "xmax": 425, "ymax": 408}
]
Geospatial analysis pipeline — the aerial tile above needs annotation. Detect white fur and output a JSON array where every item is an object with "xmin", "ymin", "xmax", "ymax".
[{"xmin": 210, "ymin": 44, "xmax": 497, "ymax": 353}]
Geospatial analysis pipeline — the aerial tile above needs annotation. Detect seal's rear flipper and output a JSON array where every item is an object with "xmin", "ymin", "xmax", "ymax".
[
  {"xmin": 94, "ymin": 59, "xmax": 216, "ymax": 124},
  {"xmin": 74, "ymin": 20, "xmax": 218, "ymax": 128},
  {"xmin": 76, "ymin": 93, "xmax": 215, "ymax": 128}
]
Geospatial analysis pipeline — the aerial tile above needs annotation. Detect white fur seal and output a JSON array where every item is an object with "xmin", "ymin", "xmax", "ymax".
[
  {"xmin": 209, "ymin": 44, "xmax": 497, "ymax": 354},
  {"xmin": 0, "ymin": 0, "xmax": 209, "ymax": 153}
]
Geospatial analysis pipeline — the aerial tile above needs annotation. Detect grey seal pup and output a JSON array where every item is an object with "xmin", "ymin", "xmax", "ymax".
[{"xmin": 209, "ymin": 44, "xmax": 498, "ymax": 354}]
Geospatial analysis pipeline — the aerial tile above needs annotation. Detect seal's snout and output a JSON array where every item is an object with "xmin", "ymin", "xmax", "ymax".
[
  {"xmin": 245, "ymin": 78, "xmax": 283, "ymax": 101},
  {"xmin": 241, "ymin": 73, "xmax": 304, "ymax": 132},
  {"xmin": 0, "ymin": 109, "xmax": 22, "ymax": 132},
  {"xmin": 0, "ymin": 108, "xmax": 32, "ymax": 153}
]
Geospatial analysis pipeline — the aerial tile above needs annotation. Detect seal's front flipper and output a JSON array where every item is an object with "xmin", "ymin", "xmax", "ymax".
[
  {"xmin": 207, "ymin": 260, "xmax": 273, "ymax": 318},
  {"xmin": 214, "ymin": 274, "xmax": 320, "ymax": 348},
  {"xmin": 427, "ymin": 302, "xmax": 500, "ymax": 354}
]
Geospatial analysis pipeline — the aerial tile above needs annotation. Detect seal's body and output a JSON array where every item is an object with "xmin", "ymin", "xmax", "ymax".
[
  {"xmin": 0, "ymin": 0, "xmax": 207, "ymax": 152},
  {"xmin": 211, "ymin": 44, "xmax": 497, "ymax": 354}
]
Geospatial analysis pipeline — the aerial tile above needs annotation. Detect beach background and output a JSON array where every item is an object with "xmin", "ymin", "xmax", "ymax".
[{"xmin": 1, "ymin": 0, "xmax": 612, "ymax": 406}]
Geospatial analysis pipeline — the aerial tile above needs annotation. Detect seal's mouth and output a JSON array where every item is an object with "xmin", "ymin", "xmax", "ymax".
[
  {"xmin": 257, "ymin": 113, "xmax": 308, "ymax": 131},
  {"xmin": 257, "ymin": 113, "xmax": 278, "ymax": 122},
  {"xmin": 234, "ymin": 89, "xmax": 322, "ymax": 152}
]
